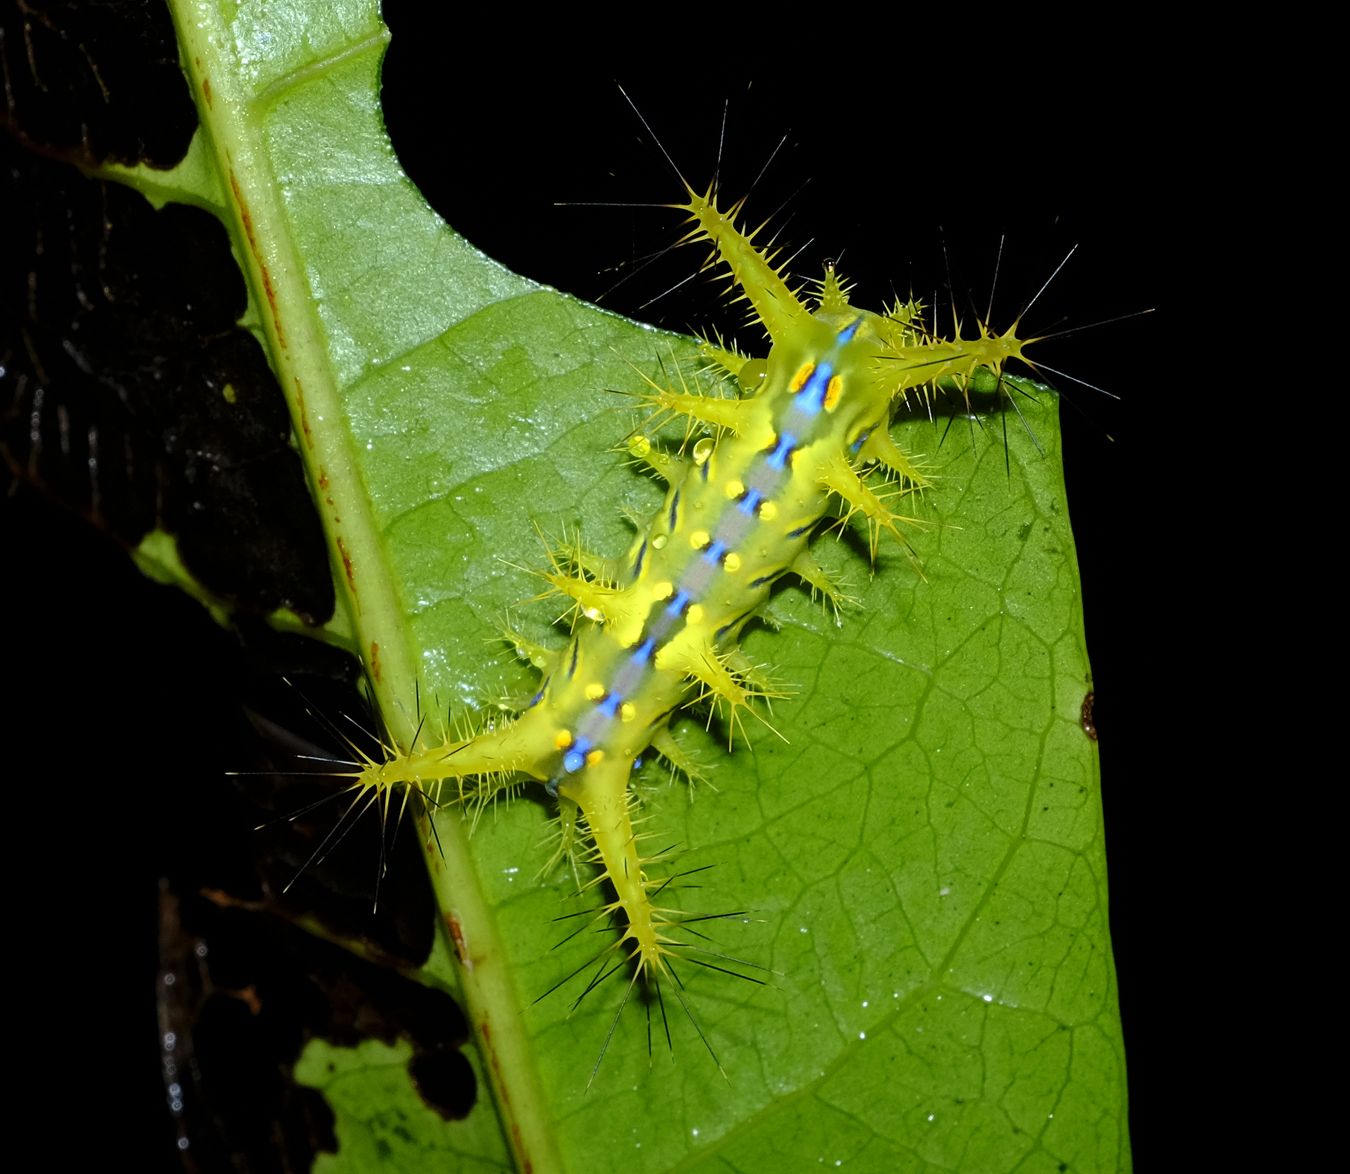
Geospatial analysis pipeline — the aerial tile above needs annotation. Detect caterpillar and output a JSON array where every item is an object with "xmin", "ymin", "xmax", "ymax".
[{"xmin": 335, "ymin": 178, "xmax": 1036, "ymax": 1077}]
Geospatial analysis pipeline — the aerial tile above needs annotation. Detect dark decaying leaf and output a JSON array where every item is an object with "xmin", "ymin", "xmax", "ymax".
[{"xmin": 2, "ymin": 2, "xmax": 332, "ymax": 620}]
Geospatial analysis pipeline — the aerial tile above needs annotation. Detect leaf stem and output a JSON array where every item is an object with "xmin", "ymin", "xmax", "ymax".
[{"xmin": 167, "ymin": 3, "xmax": 559, "ymax": 1168}]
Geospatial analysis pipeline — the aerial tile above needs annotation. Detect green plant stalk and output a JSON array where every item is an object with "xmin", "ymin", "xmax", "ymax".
[{"xmin": 167, "ymin": 3, "xmax": 560, "ymax": 1168}]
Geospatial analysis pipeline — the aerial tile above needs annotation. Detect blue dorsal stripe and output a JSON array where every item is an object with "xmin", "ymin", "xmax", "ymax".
[
  {"xmin": 598, "ymin": 694, "xmax": 620, "ymax": 719},
  {"xmin": 738, "ymin": 488, "xmax": 763, "ymax": 516},
  {"xmin": 798, "ymin": 363, "xmax": 833, "ymax": 414},
  {"xmin": 703, "ymin": 539, "xmax": 726, "ymax": 565},
  {"xmin": 767, "ymin": 435, "xmax": 796, "ymax": 470},
  {"xmin": 633, "ymin": 636, "xmax": 655, "ymax": 665},
  {"xmin": 665, "ymin": 589, "xmax": 690, "ymax": 617}
]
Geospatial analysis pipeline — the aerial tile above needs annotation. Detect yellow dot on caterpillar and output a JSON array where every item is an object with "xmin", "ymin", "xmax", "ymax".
[
  {"xmin": 823, "ymin": 374, "xmax": 843, "ymax": 411},
  {"xmin": 628, "ymin": 435, "xmax": 651, "ymax": 458},
  {"xmin": 554, "ymin": 730, "xmax": 573, "ymax": 750},
  {"xmin": 620, "ymin": 702, "xmax": 637, "ymax": 723},
  {"xmin": 789, "ymin": 362, "xmax": 814, "ymax": 394},
  {"xmin": 693, "ymin": 437, "xmax": 714, "ymax": 464},
  {"xmin": 585, "ymin": 749, "xmax": 605, "ymax": 767},
  {"xmin": 690, "ymin": 529, "xmax": 711, "ymax": 550},
  {"xmin": 584, "ymin": 682, "xmax": 605, "ymax": 701},
  {"xmin": 653, "ymin": 580, "xmax": 673, "ymax": 600},
  {"xmin": 725, "ymin": 479, "xmax": 745, "ymax": 500},
  {"xmin": 723, "ymin": 552, "xmax": 742, "ymax": 573},
  {"xmin": 652, "ymin": 535, "xmax": 668, "ymax": 550},
  {"xmin": 686, "ymin": 604, "xmax": 705, "ymax": 625},
  {"xmin": 759, "ymin": 500, "xmax": 778, "ymax": 521}
]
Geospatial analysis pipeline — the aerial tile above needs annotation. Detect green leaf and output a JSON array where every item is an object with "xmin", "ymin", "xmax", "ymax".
[{"xmin": 94, "ymin": 3, "xmax": 1131, "ymax": 1169}]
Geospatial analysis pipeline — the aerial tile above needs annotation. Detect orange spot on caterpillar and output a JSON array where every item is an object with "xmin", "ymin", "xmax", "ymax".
[
  {"xmin": 789, "ymin": 363, "xmax": 813, "ymax": 393},
  {"xmin": 823, "ymin": 374, "xmax": 843, "ymax": 411}
]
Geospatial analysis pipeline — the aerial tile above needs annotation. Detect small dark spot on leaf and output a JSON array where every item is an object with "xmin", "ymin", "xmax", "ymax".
[{"xmin": 1081, "ymin": 692, "xmax": 1097, "ymax": 740}]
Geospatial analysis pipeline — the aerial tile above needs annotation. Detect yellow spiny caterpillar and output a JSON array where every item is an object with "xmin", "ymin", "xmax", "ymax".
[{"xmin": 329, "ymin": 181, "xmax": 1037, "ymax": 1075}]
